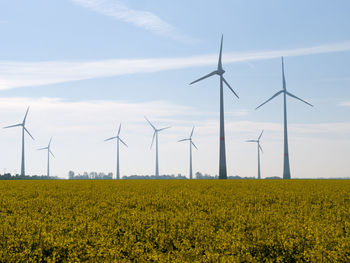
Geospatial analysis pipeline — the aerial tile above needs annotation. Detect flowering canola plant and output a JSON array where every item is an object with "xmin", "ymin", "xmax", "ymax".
[{"xmin": 0, "ymin": 180, "xmax": 349, "ymax": 262}]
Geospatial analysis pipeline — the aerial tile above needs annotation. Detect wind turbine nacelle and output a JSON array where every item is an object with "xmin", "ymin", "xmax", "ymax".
[{"xmin": 217, "ymin": 69, "xmax": 225, "ymax": 75}]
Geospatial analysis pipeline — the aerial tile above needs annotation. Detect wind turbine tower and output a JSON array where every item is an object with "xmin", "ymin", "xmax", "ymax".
[
  {"xmin": 190, "ymin": 35, "xmax": 239, "ymax": 179},
  {"xmin": 256, "ymin": 57, "xmax": 313, "ymax": 179},
  {"xmin": 145, "ymin": 116, "xmax": 171, "ymax": 177},
  {"xmin": 4, "ymin": 107, "xmax": 34, "ymax": 176},
  {"xmin": 105, "ymin": 124, "xmax": 128, "ymax": 180},
  {"xmin": 178, "ymin": 126, "xmax": 198, "ymax": 179},
  {"xmin": 38, "ymin": 137, "xmax": 55, "ymax": 177},
  {"xmin": 246, "ymin": 130, "xmax": 264, "ymax": 179}
]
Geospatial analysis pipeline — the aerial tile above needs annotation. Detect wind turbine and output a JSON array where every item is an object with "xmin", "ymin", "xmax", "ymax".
[
  {"xmin": 246, "ymin": 130, "xmax": 264, "ymax": 179},
  {"xmin": 145, "ymin": 116, "xmax": 171, "ymax": 177},
  {"xmin": 38, "ymin": 137, "xmax": 55, "ymax": 177},
  {"xmin": 3, "ymin": 107, "xmax": 34, "ymax": 176},
  {"xmin": 255, "ymin": 57, "xmax": 313, "ymax": 179},
  {"xmin": 178, "ymin": 126, "xmax": 198, "ymax": 179},
  {"xmin": 190, "ymin": 35, "xmax": 239, "ymax": 179},
  {"xmin": 105, "ymin": 124, "xmax": 127, "ymax": 180}
]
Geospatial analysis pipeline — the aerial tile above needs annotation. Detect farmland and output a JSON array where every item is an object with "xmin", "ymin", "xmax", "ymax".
[{"xmin": 0, "ymin": 180, "xmax": 349, "ymax": 262}]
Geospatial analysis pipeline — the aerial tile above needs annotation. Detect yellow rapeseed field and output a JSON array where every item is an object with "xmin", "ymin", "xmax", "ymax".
[{"xmin": 0, "ymin": 180, "xmax": 349, "ymax": 262}]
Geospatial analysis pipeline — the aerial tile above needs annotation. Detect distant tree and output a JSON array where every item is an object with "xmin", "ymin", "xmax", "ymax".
[
  {"xmin": 264, "ymin": 176, "xmax": 282, "ymax": 179},
  {"xmin": 0, "ymin": 173, "xmax": 59, "ymax": 180},
  {"xmin": 195, "ymin": 172, "xmax": 203, "ymax": 179},
  {"xmin": 68, "ymin": 171, "xmax": 75, "ymax": 179},
  {"xmin": 195, "ymin": 172, "xmax": 217, "ymax": 179},
  {"xmin": 228, "ymin": 175, "xmax": 255, "ymax": 179}
]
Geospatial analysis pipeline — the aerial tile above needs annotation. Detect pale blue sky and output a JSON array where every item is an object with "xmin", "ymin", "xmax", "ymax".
[{"xmin": 0, "ymin": 0, "xmax": 349, "ymax": 178}]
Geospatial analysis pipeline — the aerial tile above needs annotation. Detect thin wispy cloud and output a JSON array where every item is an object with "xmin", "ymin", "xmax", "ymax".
[
  {"xmin": 226, "ymin": 110, "xmax": 250, "ymax": 117},
  {"xmin": 1, "ymin": 41, "xmax": 350, "ymax": 90},
  {"xmin": 339, "ymin": 101, "xmax": 350, "ymax": 107},
  {"xmin": 0, "ymin": 97, "xmax": 349, "ymax": 178},
  {"xmin": 71, "ymin": 0, "xmax": 185, "ymax": 40},
  {"xmin": 1, "ymin": 97, "xmax": 349, "ymax": 136}
]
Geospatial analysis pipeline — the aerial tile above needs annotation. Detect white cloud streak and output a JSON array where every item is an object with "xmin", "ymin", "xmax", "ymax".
[
  {"xmin": 339, "ymin": 101, "xmax": 350, "ymax": 107},
  {"xmin": 71, "ymin": 0, "xmax": 184, "ymax": 40},
  {"xmin": 0, "ymin": 41, "xmax": 350, "ymax": 90},
  {"xmin": 0, "ymin": 97, "xmax": 349, "ymax": 178}
]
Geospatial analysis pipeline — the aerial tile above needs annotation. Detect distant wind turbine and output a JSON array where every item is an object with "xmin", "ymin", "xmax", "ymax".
[
  {"xmin": 178, "ymin": 126, "xmax": 198, "ymax": 179},
  {"xmin": 190, "ymin": 35, "xmax": 239, "ymax": 179},
  {"xmin": 145, "ymin": 116, "xmax": 171, "ymax": 177},
  {"xmin": 246, "ymin": 130, "xmax": 264, "ymax": 179},
  {"xmin": 3, "ymin": 107, "xmax": 34, "ymax": 176},
  {"xmin": 105, "ymin": 124, "xmax": 127, "ymax": 180},
  {"xmin": 38, "ymin": 137, "xmax": 55, "ymax": 177},
  {"xmin": 255, "ymin": 57, "xmax": 313, "ymax": 179}
]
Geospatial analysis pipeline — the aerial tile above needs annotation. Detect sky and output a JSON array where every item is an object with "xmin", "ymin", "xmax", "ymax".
[{"xmin": 0, "ymin": 0, "xmax": 350, "ymax": 178}]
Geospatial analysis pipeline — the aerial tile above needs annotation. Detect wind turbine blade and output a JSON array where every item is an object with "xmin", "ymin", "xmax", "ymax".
[
  {"xmin": 190, "ymin": 70, "xmax": 218, "ymax": 85},
  {"xmin": 245, "ymin": 140, "xmax": 257, "ymax": 142},
  {"xmin": 3, "ymin": 123, "xmax": 22, "ymax": 129},
  {"xmin": 259, "ymin": 145, "xmax": 264, "ymax": 154},
  {"xmin": 24, "ymin": 127, "xmax": 34, "ymax": 140},
  {"xmin": 190, "ymin": 126, "xmax": 194, "ymax": 138},
  {"xmin": 144, "ymin": 116, "xmax": 156, "ymax": 130},
  {"xmin": 191, "ymin": 141, "xmax": 198, "ymax": 150},
  {"xmin": 48, "ymin": 137, "xmax": 53, "ymax": 147},
  {"xmin": 150, "ymin": 131, "xmax": 156, "ymax": 149},
  {"xmin": 23, "ymin": 106, "xmax": 30, "ymax": 124},
  {"xmin": 178, "ymin": 138, "xmax": 189, "ymax": 142},
  {"xmin": 37, "ymin": 147, "xmax": 48, "ymax": 151},
  {"xmin": 117, "ymin": 123, "xmax": 121, "ymax": 136},
  {"xmin": 49, "ymin": 150, "xmax": 55, "ymax": 158},
  {"xmin": 223, "ymin": 77, "xmax": 239, "ymax": 99},
  {"xmin": 286, "ymin": 91, "xmax": 313, "ymax": 107},
  {"xmin": 119, "ymin": 138, "xmax": 128, "ymax": 147},
  {"xmin": 255, "ymin": 90, "xmax": 284, "ymax": 110},
  {"xmin": 282, "ymin": 57, "xmax": 286, "ymax": 90},
  {"xmin": 218, "ymin": 34, "xmax": 223, "ymax": 70},
  {"xmin": 158, "ymin": 126, "xmax": 171, "ymax": 132},
  {"xmin": 258, "ymin": 130, "xmax": 264, "ymax": 140},
  {"xmin": 104, "ymin": 136, "xmax": 117, "ymax": 142}
]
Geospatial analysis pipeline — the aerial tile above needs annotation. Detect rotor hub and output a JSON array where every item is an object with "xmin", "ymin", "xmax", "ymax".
[{"xmin": 218, "ymin": 69, "xmax": 225, "ymax": 75}]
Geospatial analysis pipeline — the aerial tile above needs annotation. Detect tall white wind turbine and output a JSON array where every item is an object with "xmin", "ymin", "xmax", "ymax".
[
  {"xmin": 105, "ymin": 124, "xmax": 127, "ymax": 180},
  {"xmin": 255, "ymin": 57, "xmax": 313, "ymax": 179},
  {"xmin": 3, "ymin": 107, "xmax": 34, "ymax": 176},
  {"xmin": 190, "ymin": 35, "xmax": 239, "ymax": 179},
  {"xmin": 246, "ymin": 130, "xmax": 264, "ymax": 179},
  {"xmin": 38, "ymin": 137, "xmax": 55, "ymax": 177},
  {"xmin": 145, "ymin": 116, "xmax": 171, "ymax": 177},
  {"xmin": 178, "ymin": 126, "xmax": 198, "ymax": 179}
]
